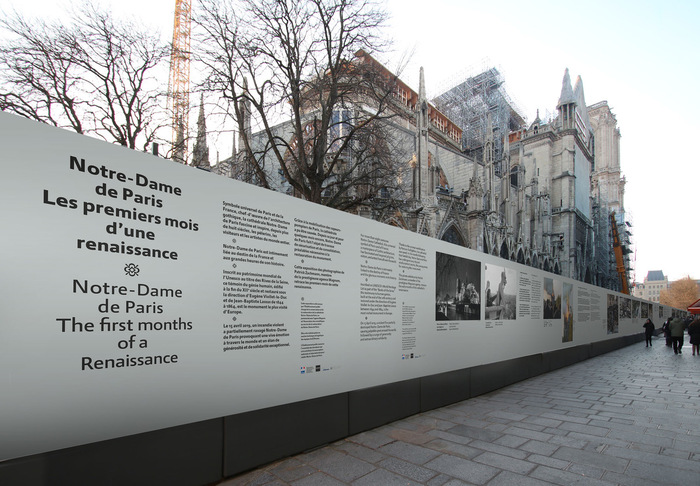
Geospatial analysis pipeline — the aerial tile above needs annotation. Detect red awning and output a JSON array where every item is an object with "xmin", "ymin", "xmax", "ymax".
[{"xmin": 688, "ymin": 298, "xmax": 700, "ymax": 314}]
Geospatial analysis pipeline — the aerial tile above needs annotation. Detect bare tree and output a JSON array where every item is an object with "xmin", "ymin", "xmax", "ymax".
[
  {"xmin": 0, "ymin": 3, "xmax": 169, "ymax": 151},
  {"xmin": 195, "ymin": 0, "xmax": 410, "ymax": 210},
  {"xmin": 660, "ymin": 277, "xmax": 700, "ymax": 310}
]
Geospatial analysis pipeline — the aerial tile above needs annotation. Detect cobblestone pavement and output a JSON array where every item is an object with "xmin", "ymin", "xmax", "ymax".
[{"xmin": 219, "ymin": 336, "xmax": 700, "ymax": 485}]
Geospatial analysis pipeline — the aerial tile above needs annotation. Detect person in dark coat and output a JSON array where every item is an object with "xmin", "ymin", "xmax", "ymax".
[
  {"xmin": 687, "ymin": 318, "xmax": 700, "ymax": 356},
  {"xmin": 662, "ymin": 318, "xmax": 672, "ymax": 346},
  {"xmin": 642, "ymin": 319, "xmax": 655, "ymax": 347},
  {"xmin": 669, "ymin": 317, "xmax": 685, "ymax": 354}
]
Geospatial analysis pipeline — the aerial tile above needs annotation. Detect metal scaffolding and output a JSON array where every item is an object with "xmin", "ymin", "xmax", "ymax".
[{"xmin": 433, "ymin": 67, "xmax": 526, "ymax": 174}]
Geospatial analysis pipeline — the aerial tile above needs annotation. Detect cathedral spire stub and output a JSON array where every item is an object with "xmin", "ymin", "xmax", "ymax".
[
  {"xmin": 557, "ymin": 68, "xmax": 575, "ymax": 107},
  {"xmin": 237, "ymin": 77, "xmax": 253, "ymax": 182},
  {"xmin": 192, "ymin": 93, "xmax": 210, "ymax": 170},
  {"xmin": 414, "ymin": 66, "xmax": 429, "ymax": 201},
  {"xmin": 557, "ymin": 69, "xmax": 576, "ymax": 130}
]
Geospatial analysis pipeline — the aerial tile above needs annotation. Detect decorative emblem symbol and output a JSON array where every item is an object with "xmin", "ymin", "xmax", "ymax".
[{"xmin": 124, "ymin": 263, "xmax": 140, "ymax": 277}]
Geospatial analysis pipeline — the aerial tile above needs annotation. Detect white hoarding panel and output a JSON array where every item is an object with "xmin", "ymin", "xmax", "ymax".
[{"xmin": 0, "ymin": 112, "xmax": 647, "ymax": 461}]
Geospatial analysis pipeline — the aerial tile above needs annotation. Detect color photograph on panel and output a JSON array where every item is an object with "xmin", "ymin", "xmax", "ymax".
[
  {"xmin": 543, "ymin": 277, "xmax": 562, "ymax": 319},
  {"xmin": 435, "ymin": 252, "xmax": 481, "ymax": 321},
  {"xmin": 484, "ymin": 264, "xmax": 516, "ymax": 320},
  {"xmin": 607, "ymin": 294, "xmax": 619, "ymax": 333},
  {"xmin": 562, "ymin": 282, "xmax": 573, "ymax": 342},
  {"xmin": 641, "ymin": 302, "xmax": 649, "ymax": 319}
]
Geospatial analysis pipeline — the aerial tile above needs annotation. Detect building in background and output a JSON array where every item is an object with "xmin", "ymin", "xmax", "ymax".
[{"xmin": 632, "ymin": 271, "xmax": 669, "ymax": 302}]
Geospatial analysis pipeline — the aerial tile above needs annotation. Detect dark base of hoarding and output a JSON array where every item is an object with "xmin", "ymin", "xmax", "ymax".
[{"xmin": 0, "ymin": 333, "xmax": 642, "ymax": 486}]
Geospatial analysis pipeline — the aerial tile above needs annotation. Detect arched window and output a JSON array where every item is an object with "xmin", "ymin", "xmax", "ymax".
[
  {"xmin": 441, "ymin": 225, "xmax": 465, "ymax": 247},
  {"xmin": 500, "ymin": 242, "xmax": 509, "ymax": 260}
]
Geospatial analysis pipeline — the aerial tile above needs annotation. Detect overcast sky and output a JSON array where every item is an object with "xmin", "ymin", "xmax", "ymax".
[{"xmin": 5, "ymin": 0, "xmax": 699, "ymax": 283}]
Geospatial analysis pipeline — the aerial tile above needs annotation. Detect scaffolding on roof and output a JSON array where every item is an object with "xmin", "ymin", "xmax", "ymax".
[{"xmin": 433, "ymin": 67, "xmax": 526, "ymax": 176}]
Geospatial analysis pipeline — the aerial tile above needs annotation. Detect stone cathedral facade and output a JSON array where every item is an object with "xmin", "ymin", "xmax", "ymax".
[{"xmin": 198, "ymin": 57, "xmax": 629, "ymax": 291}]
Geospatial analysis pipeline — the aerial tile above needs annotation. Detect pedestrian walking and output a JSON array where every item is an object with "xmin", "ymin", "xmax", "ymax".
[
  {"xmin": 642, "ymin": 318, "xmax": 655, "ymax": 347},
  {"xmin": 662, "ymin": 318, "xmax": 672, "ymax": 346},
  {"xmin": 687, "ymin": 318, "xmax": 700, "ymax": 356},
  {"xmin": 669, "ymin": 317, "xmax": 685, "ymax": 354}
]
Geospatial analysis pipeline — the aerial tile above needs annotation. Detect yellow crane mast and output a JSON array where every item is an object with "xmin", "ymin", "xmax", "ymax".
[
  {"xmin": 610, "ymin": 211, "xmax": 630, "ymax": 294},
  {"xmin": 168, "ymin": 0, "xmax": 191, "ymax": 163}
]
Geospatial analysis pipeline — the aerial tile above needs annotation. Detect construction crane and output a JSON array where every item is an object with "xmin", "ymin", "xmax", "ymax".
[
  {"xmin": 168, "ymin": 0, "xmax": 191, "ymax": 164},
  {"xmin": 610, "ymin": 211, "xmax": 630, "ymax": 294}
]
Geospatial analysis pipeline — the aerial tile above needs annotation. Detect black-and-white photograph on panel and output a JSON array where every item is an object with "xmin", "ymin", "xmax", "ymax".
[
  {"xmin": 484, "ymin": 264, "xmax": 516, "ymax": 320},
  {"xmin": 435, "ymin": 252, "xmax": 481, "ymax": 321},
  {"xmin": 543, "ymin": 277, "xmax": 562, "ymax": 319},
  {"xmin": 632, "ymin": 300, "xmax": 641, "ymax": 319},
  {"xmin": 641, "ymin": 302, "xmax": 649, "ymax": 319},
  {"xmin": 620, "ymin": 297, "xmax": 632, "ymax": 319},
  {"xmin": 607, "ymin": 294, "xmax": 619, "ymax": 334}
]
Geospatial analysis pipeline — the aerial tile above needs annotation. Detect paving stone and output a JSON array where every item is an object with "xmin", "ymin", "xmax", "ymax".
[
  {"xmin": 525, "ymin": 454, "xmax": 570, "ymax": 469},
  {"xmin": 377, "ymin": 456, "xmax": 438, "ymax": 483},
  {"xmin": 306, "ymin": 449, "xmax": 376, "ymax": 482},
  {"xmin": 605, "ymin": 428, "xmax": 675, "ymax": 448},
  {"xmin": 219, "ymin": 470, "xmax": 282, "ymax": 486},
  {"xmin": 549, "ymin": 398, "xmax": 593, "ymax": 410},
  {"xmin": 486, "ymin": 410, "xmax": 528, "ymax": 422},
  {"xmin": 623, "ymin": 459, "xmax": 700, "ymax": 485},
  {"xmin": 587, "ymin": 418, "xmax": 634, "ymax": 429},
  {"xmin": 566, "ymin": 463, "xmax": 605, "ymax": 479},
  {"xmin": 551, "ymin": 446, "xmax": 629, "ymax": 473},
  {"xmin": 519, "ymin": 439, "xmax": 559, "ymax": 456},
  {"xmin": 268, "ymin": 458, "xmax": 318, "ymax": 482},
  {"xmin": 486, "ymin": 470, "xmax": 561, "ymax": 486},
  {"xmin": 522, "ymin": 416, "xmax": 563, "ymax": 428},
  {"xmin": 472, "ymin": 451, "xmax": 535, "ymax": 475},
  {"xmin": 605, "ymin": 445, "xmax": 700, "ymax": 472},
  {"xmin": 347, "ymin": 429, "xmax": 395, "ymax": 449},
  {"xmin": 466, "ymin": 439, "xmax": 528, "ymax": 460},
  {"xmin": 558, "ymin": 421, "xmax": 610, "ymax": 437},
  {"xmin": 530, "ymin": 464, "xmax": 618, "ymax": 485},
  {"xmin": 333, "ymin": 441, "xmax": 388, "ymax": 464},
  {"xmin": 291, "ymin": 472, "xmax": 346, "ymax": 486},
  {"xmin": 540, "ymin": 412, "xmax": 591, "ymax": 425},
  {"xmin": 426, "ymin": 473, "xmax": 460, "ymax": 486},
  {"xmin": 548, "ymin": 435, "xmax": 588, "ymax": 449},
  {"xmin": 627, "ymin": 442, "xmax": 662, "ymax": 454},
  {"xmin": 501, "ymin": 426, "xmax": 552, "ymax": 443},
  {"xmin": 601, "ymin": 470, "xmax": 672, "ymax": 486},
  {"xmin": 484, "ymin": 423, "xmax": 509, "ymax": 433},
  {"xmin": 492, "ymin": 434, "xmax": 529, "ymax": 449},
  {"xmin": 660, "ymin": 447, "xmax": 692, "ymax": 460},
  {"xmin": 510, "ymin": 421, "xmax": 546, "ymax": 432},
  {"xmin": 408, "ymin": 414, "xmax": 457, "ymax": 431},
  {"xmin": 448, "ymin": 424, "xmax": 503, "ymax": 442},
  {"xmin": 671, "ymin": 437, "xmax": 700, "ymax": 455},
  {"xmin": 542, "ymin": 427, "xmax": 569, "ymax": 437},
  {"xmin": 424, "ymin": 439, "xmax": 481, "ymax": 459},
  {"xmin": 424, "ymin": 454, "xmax": 499, "ymax": 484},
  {"xmin": 428, "ymin": 429, "xmax": 474, "ymax": 445},
  {"xmin": 644, "ymin": 426, "xmax": 688, "ymax": 439},
  {"xmin": 351, "ymin": 467, "xmax": 422, "ymax": 486},
  {"xmin": 379, "ymin": 440, "xmax": 443, "ymax": 465},
  {"xmin": 569, "ymin": 433, "xmax": 629, "ymax": 450}
]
